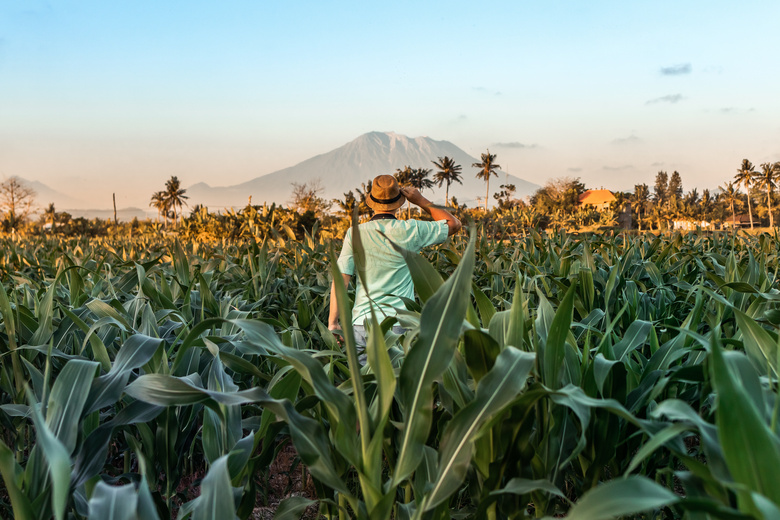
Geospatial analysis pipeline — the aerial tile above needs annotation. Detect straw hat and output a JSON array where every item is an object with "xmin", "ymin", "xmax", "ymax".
[{"xmin": 367, "ymin": 175, "xmax": 406, "ymax": 211}]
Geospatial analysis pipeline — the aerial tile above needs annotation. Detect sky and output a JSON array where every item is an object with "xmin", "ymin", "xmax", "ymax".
[{"xmin": 1, "ymin": 0, "xmax": 779, "ymax": 209}]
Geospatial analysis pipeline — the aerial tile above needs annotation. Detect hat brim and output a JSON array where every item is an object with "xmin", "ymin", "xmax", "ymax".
[{"xmin": 367, "ymin": 194, "xmax": 406, "ymax": 212}]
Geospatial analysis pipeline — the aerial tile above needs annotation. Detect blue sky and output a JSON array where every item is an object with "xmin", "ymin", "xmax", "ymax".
[{"xmin": 1, "ymin": 0, "xmax": 779, "ymax": 208}]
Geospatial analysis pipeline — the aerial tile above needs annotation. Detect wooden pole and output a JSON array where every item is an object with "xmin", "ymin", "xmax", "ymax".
[{"xmin": 113, "ymin": 193, "xmax": 118, "ymax": 226}]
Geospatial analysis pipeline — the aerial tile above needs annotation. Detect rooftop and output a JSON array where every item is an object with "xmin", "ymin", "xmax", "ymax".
[{"xmin": 579, "ymin": 189, "xmax": 616, "ymax": 206}]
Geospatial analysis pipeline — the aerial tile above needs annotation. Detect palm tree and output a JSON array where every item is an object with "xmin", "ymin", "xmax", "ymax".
[
  {"xmin": 473, "ymin": 150, "xmax": 501, "ymax": 212},
  {"xmin": 410, "ymin": 168, "xmax": 434, "ymax": 192},
  {"xmin": 164, "ymin": 176, "xmax": 189, "ymax": 225},
  {"xmin": 150, "ymin": 191, "xmax": 168, "ymax": 226},
  {"xmin": 758, "ymin": 162, "xmax": 777, "ymax": 227},
  {"xmin": 394, "ymin": 166, "xmax": 415, "ymax": 218},
  {"xmin": 44, "ymin": 203, "xmax": 56, "ymax": 231},
  {"xmin": 719, "ymin": 181, "xmax": 742, "ymax": 227},
  {"xmin": 734, "ymin": 159, "xmax": 756, "ymax": 229},
  {"xmin": 355, "ymin": 179, "xmax": 373, "ymax": 216},
  {"xmin": 632, "ymin": 184, "xmax": 650, "ymax": 231},
  {"xmin": 700, "ymin": 189, "xmax": 713, "ymax": 224},
  {"xmin": 432, "ymin": 156, "xmax": 463, "ymax": 207},
  {"xmin": 333, "ymin": 190, "xmax": 358, "ymax": 219}
]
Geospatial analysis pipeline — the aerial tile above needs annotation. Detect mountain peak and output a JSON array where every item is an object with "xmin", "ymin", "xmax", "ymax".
[{"xmin": 188, "ymin": 132, "xmax": 540, "ymax": 208}]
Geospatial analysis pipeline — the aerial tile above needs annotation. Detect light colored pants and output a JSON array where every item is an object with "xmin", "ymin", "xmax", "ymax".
[
  {"xmin": 352, "ymin": 325, "xmax": 406, "ymax": 348},
  {"xmin": 353, "ymin": 325, "xmax": 406, "ymax": 365}
]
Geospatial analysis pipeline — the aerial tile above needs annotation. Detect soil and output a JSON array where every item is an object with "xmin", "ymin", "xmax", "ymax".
[{"xmin": 252, "ymin": 442, "xmax": 319, "ymax": 520}]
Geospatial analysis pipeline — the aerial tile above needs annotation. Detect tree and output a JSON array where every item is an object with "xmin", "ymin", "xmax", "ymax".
[
  {"xmin": 653, "ymin": 171, "xmax": 668, "ymax": 208},
  {"xmin": 735, "ymin": 159, "xmax": 756, "ymax": 229},
  {"xmin": 668, "ymin": 171, "xmax": 683, "ymax": 200},
  {"xmin": 150, "ymin": 191, "xmax": 168, "ymax": 226},
  {"xmin": 289, "ymin": 179, "xmax": 331, "ymax": 216},
  {"xmin": 632, "ymin": 184, "xmax": 650, "ymax": 231},
  {"xmin": 700, "ymin": 189, "xmax": 714, "ymax": 223},
  {"xmin": 333, "ymin": 190, "xmax": 359, "ymax": 220},
  {"xmin": 719, "ymin": 181, "xmax": 742, "ymax": 226},
  {"xmin": 393, "ymin": 166, "xmax": 415, "ymax": 217},
  {"xmin": 757, "ymin": 162, "xmax": 777, "ymax": 227},
  {"xmin": 0, "ymin": 176, "xmax": 36, "ymax": 231},
  {"xmin": 410, "ymin": 168, "xmax": 434, "ymax": 192},
  {"xmin": 432, "ymin": 156, "xmax": 463, "ymax": 207},
  {"xmin": 355, "ymin": 179, "xmax": 373, "ymax": 216},
  {"xmin": 43, "ymin": 203, "xmax": 57, "ymax": 231},
  {"xmin": 493, "ymin": 184, "xmax": 517, "ymax": 210},
  {"xmin": 164, "ymin": 176, "xmax": 189, "ymax": 225},
  {"xmin": 530, "ymin": 177, "xmax": 586, "ymax": 216},
  {"xmin": 473, "ymin": 150, "xmax": 501, "ymax": 212}
]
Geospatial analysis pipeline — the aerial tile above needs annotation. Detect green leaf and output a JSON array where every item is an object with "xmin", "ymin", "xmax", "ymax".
[
  {"xmin": 126, "ymin": 373, "xmax": 351, "ymax": 497},
  {"xmin": 541, "ymin": 284, "xmax": 576, "ymax": 389},
  {"xmin": 272, "ymin": 497, "xmax": 317, "ymax": 520},
  {"xmin": 733, "ymin": 307, "xmax": 778, "ymax": 377},
  {"xmin": 554, "ymin": 476, "xmax": 678, "ymax": 520},
  {"xmin": 87, "ymin": 481, "xmax": 137, "ymax": 520},
  {"xmin": 463, "ymin": 329, "xmax": 500, "ymax": 383},
  {"xmin": 393, "ymin": 228, "xmax": 476, "ymax": 486},
  {"xmin": 424, "ymin": 347, "xmax": 535, "ymax": 510},
  {"xmin": 490, "ymin": 478, "xmax": 566, "ymax": 499},
  {"xmin": 193, "ymin": 456, "xmax": 236, "ymax": 520},
  {"xmin": 710, "ymin": 339, "xmax": 780, "ymax": 514},
  {"xmin": 86, "ymin": 335, "xmax": 162, "ymax": 413},
  {"xmin": 28, "ymin": 394, "xmax": 71, "ymax": 520},
  {"xmin": 472, "ymin": 282, "xmax": 496, "ymax": 327},
  {"xmin": 612, "ymin": 320, "xmax": 652, "ymax": 360},
  {"xmin": 0, "ymin": 438, "xmax": 34, "ymax": 520},
  {"xmin": 46, "ymin": 359, "xmax": 99, "ymax": 452}
]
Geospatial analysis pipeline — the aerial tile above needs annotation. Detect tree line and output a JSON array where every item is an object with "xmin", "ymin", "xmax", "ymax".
[{"xmin": 2, "ymin": 157, "xmax": 779, "ymax": 237}]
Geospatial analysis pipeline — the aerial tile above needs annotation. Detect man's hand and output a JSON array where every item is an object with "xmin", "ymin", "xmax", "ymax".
[
  {"xmin": 400, "ymin": 186, "xmax": 461, "ymax": 236},
  {"xmin": 400, "ymin": 187, "xmax": 429, "ymax": 207},
  {"xmin": 328, "ymin": 323, "xmax": 344, "ymax": 345}
]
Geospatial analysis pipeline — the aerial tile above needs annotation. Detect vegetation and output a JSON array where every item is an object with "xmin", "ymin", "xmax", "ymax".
[
  {"xmin": 472, "ymin": 150, "xmax": 500, "ymax": 212},
  {"xmin": 431, "ymin": 156, "xmax": 463, "ymax": 208},
  {"xmin": 150, "ymin": 176, "xmax": 190, "ymax": 226},
  {"xmin": 2, "ymin": 226, "xmax": 780, "ymax": 519},
  {"xmin": 0, "ymin": 176, "xmax": 36, "ymax": 232}
]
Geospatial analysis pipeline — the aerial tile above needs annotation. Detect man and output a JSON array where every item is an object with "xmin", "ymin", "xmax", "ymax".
[{"xmin": 328, "ymin": 174, "xmax": 461, "ymax": 346}]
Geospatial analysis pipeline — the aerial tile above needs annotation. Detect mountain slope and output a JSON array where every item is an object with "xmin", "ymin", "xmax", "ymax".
[{"xmin": 188, "ymin": 132, "xmax": 539, "ymax": 208}]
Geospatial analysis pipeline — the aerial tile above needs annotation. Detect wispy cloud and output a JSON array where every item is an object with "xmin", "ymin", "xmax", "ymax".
[
  {"xmin": 603, "ymin": 165, "xmax": 633, "ymax": 171},
  {"xmin": 568, "ymin": 167, "xmax": 582, "ymax": 173},
  {"xmin": 660, "ymin": 63, "xmax": 692, "ymax": 76},
  {"xmin": 719, "ymin": 107, "xmax": 755, "ymax": 114},
  {"xmin": 651, "ymin": 162, "xmax": 665, "ymax": 167},
  {"xmin": 611, "ymin": 135, "xmax": 641, "ymax": 145},
  {"xmin": 646, "ymin": 94, "xmax": 685, "ymax": 105},
  {"xmin": 473, "ymin": 86, "xmax": 502, "ymax": 96},
  {"xmin": 491, "ymin": 141, "xmax": 538, "ymax": 149}
]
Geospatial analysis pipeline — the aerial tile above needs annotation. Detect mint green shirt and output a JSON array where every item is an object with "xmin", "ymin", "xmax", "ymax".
[{"xmin": 336, "ymin": 219, "xmax": 449, "ymax": 325}]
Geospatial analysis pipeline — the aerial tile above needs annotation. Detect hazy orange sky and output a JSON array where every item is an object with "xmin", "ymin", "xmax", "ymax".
[{"xmin": 1, "ymin": 0, "xmax": 779, "ymax": 209}]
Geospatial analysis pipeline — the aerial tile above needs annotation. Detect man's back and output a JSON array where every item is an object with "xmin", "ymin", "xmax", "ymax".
[{"xmin": 337, "ymin": 219, "xmax": 448, "ymax": 325}]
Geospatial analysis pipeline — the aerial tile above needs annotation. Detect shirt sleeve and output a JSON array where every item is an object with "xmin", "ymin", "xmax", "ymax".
[
  {"xmin": 336, "ymin": 228, "xmax": 355, "ymax": 275},
  {"xmin": 411, "ymin": 220, "xmax": 449, "ymax": 251}
]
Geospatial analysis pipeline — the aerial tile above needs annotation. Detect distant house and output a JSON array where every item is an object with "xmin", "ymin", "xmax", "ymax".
[
  {"xmin": 578, "ymin": 189, "xmax": 616, "ymax": 211},
  {"xmin": 722, "ymin": 215, "xmax": 752, "ymax": 229},
  {"xmin": 672, "ymin": 220, "xmax": 714, "ymax": 231}
]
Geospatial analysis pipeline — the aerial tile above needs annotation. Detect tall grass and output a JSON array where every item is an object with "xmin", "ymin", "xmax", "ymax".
[{"xmin": 0, "ymin": 229, "xmax": 779, "ymax": 519}]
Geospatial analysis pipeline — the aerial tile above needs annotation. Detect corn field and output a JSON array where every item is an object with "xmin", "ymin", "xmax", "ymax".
[{"xmin": 1, "ymin": 227, "xmax": 780, "ymax": 519}]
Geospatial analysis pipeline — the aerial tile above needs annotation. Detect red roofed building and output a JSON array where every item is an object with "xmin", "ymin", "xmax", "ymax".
[{"xmin": 578, "ymin": 189, "xmax": 616, "ymax": 211}]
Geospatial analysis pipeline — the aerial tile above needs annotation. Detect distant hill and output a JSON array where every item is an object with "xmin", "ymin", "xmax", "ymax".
[
  {"xmin": 12, "ymin": 178, "xmax": 87, "ymax": 210},
  {"xmin": 188, "ymin": 132, "xmax": 539, "ymax": 209},
  {"xmin": 62, "ymin": 207, "xmax": 156, "ymax": 222}
]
